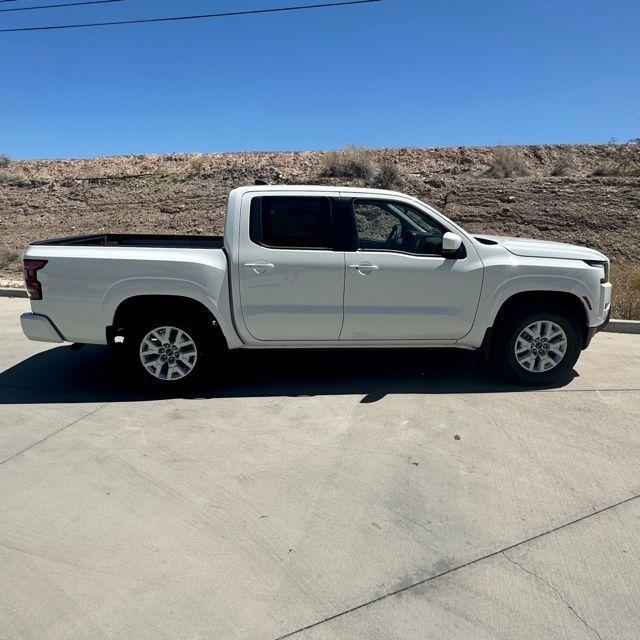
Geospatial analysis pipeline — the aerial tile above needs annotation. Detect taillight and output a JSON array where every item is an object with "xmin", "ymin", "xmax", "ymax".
[{"xmin": 23, "ymin": 259, "xmax": 47, "ymax": 300}]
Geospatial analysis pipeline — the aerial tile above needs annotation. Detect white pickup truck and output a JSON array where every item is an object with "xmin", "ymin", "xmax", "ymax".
[{"xmin": 21, "ymin": 185, "xmax": 611, "ymax": 385}]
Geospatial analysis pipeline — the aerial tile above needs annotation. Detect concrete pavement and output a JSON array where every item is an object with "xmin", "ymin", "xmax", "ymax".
[{"xmin": 1, "ymin": 297, "xmax": 640, "ymax": 639}]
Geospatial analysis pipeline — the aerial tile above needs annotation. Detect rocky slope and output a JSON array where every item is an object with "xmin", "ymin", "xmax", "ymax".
[{"xmin": 1, "ymin": 144, "xmax": 639, "ymax": 316}]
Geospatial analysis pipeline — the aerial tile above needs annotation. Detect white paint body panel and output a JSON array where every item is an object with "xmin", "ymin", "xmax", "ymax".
[
  {"xmin": 23, "ymin": 185, "xmax": 611, "ymax": 351},
  {"xmin": 339, "ymin": 190, "xmax": 484, "ymax": 340},
  {"xmin": 235, "ymin": 190, "xmax": 344, "ymax": 341},
  {"xmin": 476, "ymin": 235, "xmax": 607, "ymax": 261}
]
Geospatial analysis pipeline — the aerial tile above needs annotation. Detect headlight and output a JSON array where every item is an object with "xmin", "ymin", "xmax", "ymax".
[{"xmin": 584, "ymin": 260, "xmax": 609, "ymax": 283}]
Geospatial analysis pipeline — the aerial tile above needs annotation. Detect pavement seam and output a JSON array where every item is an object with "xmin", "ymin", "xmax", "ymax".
[
  {"xmin": 273, "ymin": 490, "xmax": 640, "ymax": 639},
  {"xmin": 0, "ymin": 402, "xmax": 109, "ymax": 467},
  {"xmin": 502, "ymin": 552, "xmax": 604, "ymax": 640}
]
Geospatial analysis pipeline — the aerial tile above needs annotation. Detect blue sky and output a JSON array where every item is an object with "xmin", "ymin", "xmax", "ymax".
[{"xmin": 1, "ymin": 0, "xmax": 639, "ymax": 158}]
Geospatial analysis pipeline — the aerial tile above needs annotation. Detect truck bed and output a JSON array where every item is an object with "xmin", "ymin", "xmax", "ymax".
[{"xmin": 30, "ymin": 233, "xmax": 224, "ymax": 249}]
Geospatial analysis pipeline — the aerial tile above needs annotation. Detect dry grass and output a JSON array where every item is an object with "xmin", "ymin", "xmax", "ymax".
[
  {"xmin": 550, "ymin": 153, "xmax": 573, "ymax": 176},
  {"xmin": 320, "ymin": 146, "xmax": 405, "ymax": 188},
  {"xmin": 485, "ymin": 147, "xmax": 530, "ymax": 178},
  {"xmin": 0, "ymin": 247, "xmax": 20, "ymax": 270},
  {"xmin": 373, "ymin": 159, "xmax": 404, "ymax": 189},
  {"xmin": 610, "ymin": 263, "xmax": 640, "ymax": 320},
  {"xmin": 0, "ymin": 153, "xmax": 26, "ymax": 184},
  {"xmin": 188, "ymin": 156, "xmax": 205, "ymax": 174},
  {"xmin": 592, "ymin": 144, "xmax": 640, "ymax": 177},
  {"xmin": 320, "ymin": 145, "xmax": 376, "ymax": 181}
]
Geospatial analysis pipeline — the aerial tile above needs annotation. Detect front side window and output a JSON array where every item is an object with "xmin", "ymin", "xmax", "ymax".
[
  {"xmin": 250, "ymin": 196, "xmax": 333, "ymax": 249},
  {"xmin": 353, "ymin": 199, "xmax": 445, "ymax": 256}
]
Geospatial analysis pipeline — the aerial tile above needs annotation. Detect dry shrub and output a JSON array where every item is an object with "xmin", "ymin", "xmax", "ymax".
[
  {"xmin": 593, "ymin": 144, "xmax": 640, "ymax": 177},
  {"xmin": 0, "ymin": 170, "xmax": 24, "ymax": 185},
  {"xmin": 486, "ymin": 147, "xmax": 530, "ymax": 178},
  {"xmin": 320, "ymin": 145, "xmax": 376, "ymax": 181},
  {"xmin": 320, "ymin": 146, "xmax": 405, "ymax": 188},
  {"xmin": 373, "ymin": 159, "xmax": 404, "ymax": 189},
  {"xmin": 0, "ymin": 247, "xmax": 21, "ymax": 270},
  {"xmin": 0, "ymin": 153, "xmax": 25, "ymax": 184},
  {"xmin": 550, "ymin": 153, "xmax": 573, "ymax": 176},
  {"xmin": 610, "ymin": 263, "xmax": 640, "ymax": 320},
  {"xmin": 189, "ymin": 156, "xmax": 205, "ymax": 174}
]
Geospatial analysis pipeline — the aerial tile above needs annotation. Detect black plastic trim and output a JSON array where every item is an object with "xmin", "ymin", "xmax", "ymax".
[{"xmin": 584, "ymin": 308, "xmax": 611, "ymax": 349}]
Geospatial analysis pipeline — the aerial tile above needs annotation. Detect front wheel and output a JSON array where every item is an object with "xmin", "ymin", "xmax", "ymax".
[
  {"xmin": 127, "ymin": 317, "xmax": 208, "ymax": 385},
  {"xmin": 492, "ymin": 311, "xmax": 582, "ymax": 386}
]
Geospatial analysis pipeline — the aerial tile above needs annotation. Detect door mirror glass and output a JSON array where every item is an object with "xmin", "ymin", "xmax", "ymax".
[{"xmin": 442, "ymin": 232, "xmax": 463, "ymax": 254}]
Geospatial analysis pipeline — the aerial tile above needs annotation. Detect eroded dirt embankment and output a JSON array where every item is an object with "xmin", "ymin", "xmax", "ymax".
[{"xmin": 1, "ymin": 144, "xmax": 639, "ymax": 315}]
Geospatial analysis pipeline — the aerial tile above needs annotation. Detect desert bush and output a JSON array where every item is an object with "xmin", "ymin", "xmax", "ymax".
[
  {"xmin": 0, "ymin": 170, "xmax": 23, "ymax": 185},
  {"xmin": 593, "ymin": 143, "xmax": 640, "ymax": 177},
  {"xmin": 0, "ymin": 153, "xmax": 25, "ymax": 184},
  {"xmin": 189, "ymin": 156, "xmax": 205, "ymax": 174},
  {"xmin": 320, "ymin": 145, "xmax": 375, "ymax": 181},
  {"xmin": 485, "ymin": 147, "xmax": 530, "ymax": 178},
  {"xmin": 373, "ymin": 159, "xmax": 404, "ymax": 189},
  {"xmin": 610, "ymin": 263, "xmax": 640, "ymax": 320},
  {"xmin": 0, "ymin": 247, "xmax": 20, "ymax": 270},
  {"xmin": 550, "ymin": 153, "xmax": 573, "ymax": 176}
]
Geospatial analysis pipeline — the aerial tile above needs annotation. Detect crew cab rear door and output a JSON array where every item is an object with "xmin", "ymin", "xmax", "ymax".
[
  {"xmin": 236, "ymin": 191, "xmax": 345, "ymax": 341},
  {"xmin": 340, "ymin": 195, "xmax": 484, "ymax": 341}
]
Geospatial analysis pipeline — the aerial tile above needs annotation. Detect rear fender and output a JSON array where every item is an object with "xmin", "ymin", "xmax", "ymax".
[{"xmin": 101, "ymin": 276, "xmax": 241, "ymax": 348}]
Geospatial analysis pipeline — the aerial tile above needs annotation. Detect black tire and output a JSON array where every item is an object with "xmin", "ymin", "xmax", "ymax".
[
  {"xmin": 126, "ymin": 315, "xmax": 211, "ymax": 386},
  {"xmin": 491, "ymin": 310, "xmax": 582, "ymax": 386}
]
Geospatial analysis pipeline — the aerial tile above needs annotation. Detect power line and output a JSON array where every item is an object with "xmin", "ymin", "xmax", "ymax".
[
  {"xmin": 0, "ymin": 0, "xmax": 123, "ymax": 13},
  {"xmin": 0, "ymin": 0, "xmax": 383, "ymax": 32}
]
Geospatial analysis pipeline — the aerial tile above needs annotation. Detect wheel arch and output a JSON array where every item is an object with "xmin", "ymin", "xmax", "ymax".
[
  {"xmin": 107, "ymin": 294, "xmax": 227, "ymax": 348},
  {"xmin": 489, "ymin": 290, "xmax": 590, "ymax": 349}
]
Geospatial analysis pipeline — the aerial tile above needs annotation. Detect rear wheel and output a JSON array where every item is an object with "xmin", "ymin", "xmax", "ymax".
[
  {"xmin": 492, "ymin": 310, "xmax": 581, "ymax": 385},
  {"xmin": 127, "ymin": 316, "xmax": 209, "ymax": 385}
]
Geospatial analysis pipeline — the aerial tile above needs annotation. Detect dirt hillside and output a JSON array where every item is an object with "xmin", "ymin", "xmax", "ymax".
[{"xmin": 1, "ymin": 144, "xmax": 639, "ymax": 316}]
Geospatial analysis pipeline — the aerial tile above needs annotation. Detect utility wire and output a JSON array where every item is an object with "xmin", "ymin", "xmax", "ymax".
[
  {"xmin": 0, "ymin": 0, "xmax": 123, "ymax": 13},
  {"xmin": 0, "ymin": 0, "xmax": 382, "ymax": 32}
]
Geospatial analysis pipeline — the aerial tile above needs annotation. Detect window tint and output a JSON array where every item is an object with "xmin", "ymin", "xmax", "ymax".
[
  {"xmin": 250, "ymin": 196, "xmax": 334, "ymax": 249},
  {"xmin": 354, "ymin": 199, "xmax": 445, "ymax": 256}
]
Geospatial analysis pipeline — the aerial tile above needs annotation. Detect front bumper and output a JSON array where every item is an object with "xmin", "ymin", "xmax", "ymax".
[
  {"xmin": 584, "ymin": 307, "xmax": 611, "ymax": 349},
  {"xmin": 20, "ymin": 313, "xmax": 64, "ymax": 343}
]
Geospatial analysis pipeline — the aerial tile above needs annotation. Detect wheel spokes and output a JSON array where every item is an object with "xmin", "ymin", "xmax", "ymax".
[
  {"xmin": 514, "ymin": 320, "xmax": 568, "ymax": 374},
  {"xmin": 139, "ymin": 325, "xmax": 198, "ymax": 382}
]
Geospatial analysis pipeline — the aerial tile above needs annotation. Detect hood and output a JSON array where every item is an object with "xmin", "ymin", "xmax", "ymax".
[{"xmin": 474, "ymin": 235, "xmax": 607, "ymax": 261}]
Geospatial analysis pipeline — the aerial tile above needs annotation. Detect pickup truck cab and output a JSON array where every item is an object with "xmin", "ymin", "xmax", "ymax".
[{"xmin": 21, "ymin": 185, "xmax": 611, "ymax": 385}]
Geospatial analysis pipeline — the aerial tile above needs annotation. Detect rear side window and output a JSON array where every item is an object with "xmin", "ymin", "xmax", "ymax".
[{"xmin": 250, "ymin": 196, "xmax": 333, "ymax": 249}]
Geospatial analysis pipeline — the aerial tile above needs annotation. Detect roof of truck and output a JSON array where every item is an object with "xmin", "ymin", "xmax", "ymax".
[{"xmin": 230, "ymin": 185, "xmax": 408, "ymax": 197}]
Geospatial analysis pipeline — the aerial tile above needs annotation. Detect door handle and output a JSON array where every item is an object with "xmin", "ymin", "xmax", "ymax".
[
  {"xmin": 244, "ymin": 262, "xmax": 275, "ymax": 272},
  {"xmin": 348, "ymin": 263, "xmax": 379, "ymax": 271}
]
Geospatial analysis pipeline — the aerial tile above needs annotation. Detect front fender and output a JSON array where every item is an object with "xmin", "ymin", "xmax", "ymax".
[
  {"xmin": 459, "ymin": 255, "xmax": 600, "ymax": 349},
  {"xmin": 485, "ymin": 273, "xmax": 591, "ymax": 328}
]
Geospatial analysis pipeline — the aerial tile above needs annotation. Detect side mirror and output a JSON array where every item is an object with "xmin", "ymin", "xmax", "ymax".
[{"xmin": 442, "ymin": 232, "xmax": 463, "ymax": 254}]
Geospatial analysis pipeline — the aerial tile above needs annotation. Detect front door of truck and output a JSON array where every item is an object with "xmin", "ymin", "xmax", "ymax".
[
  {"xmin": 237, "ymin": 192, "xmax": 345, "ymax": 341},
  {"xmin": 340, "ymin": 197, "xmax": 484, "ymax": 341}
]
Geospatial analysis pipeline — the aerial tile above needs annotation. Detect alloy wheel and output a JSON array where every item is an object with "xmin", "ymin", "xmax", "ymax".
[
  {"xmin": 514, "ymin": 320, "xmax": 568, "ymax": 373},
  {"xmin": 139, "ymin": 325, "xmax": 198, "ymax": 381}
]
